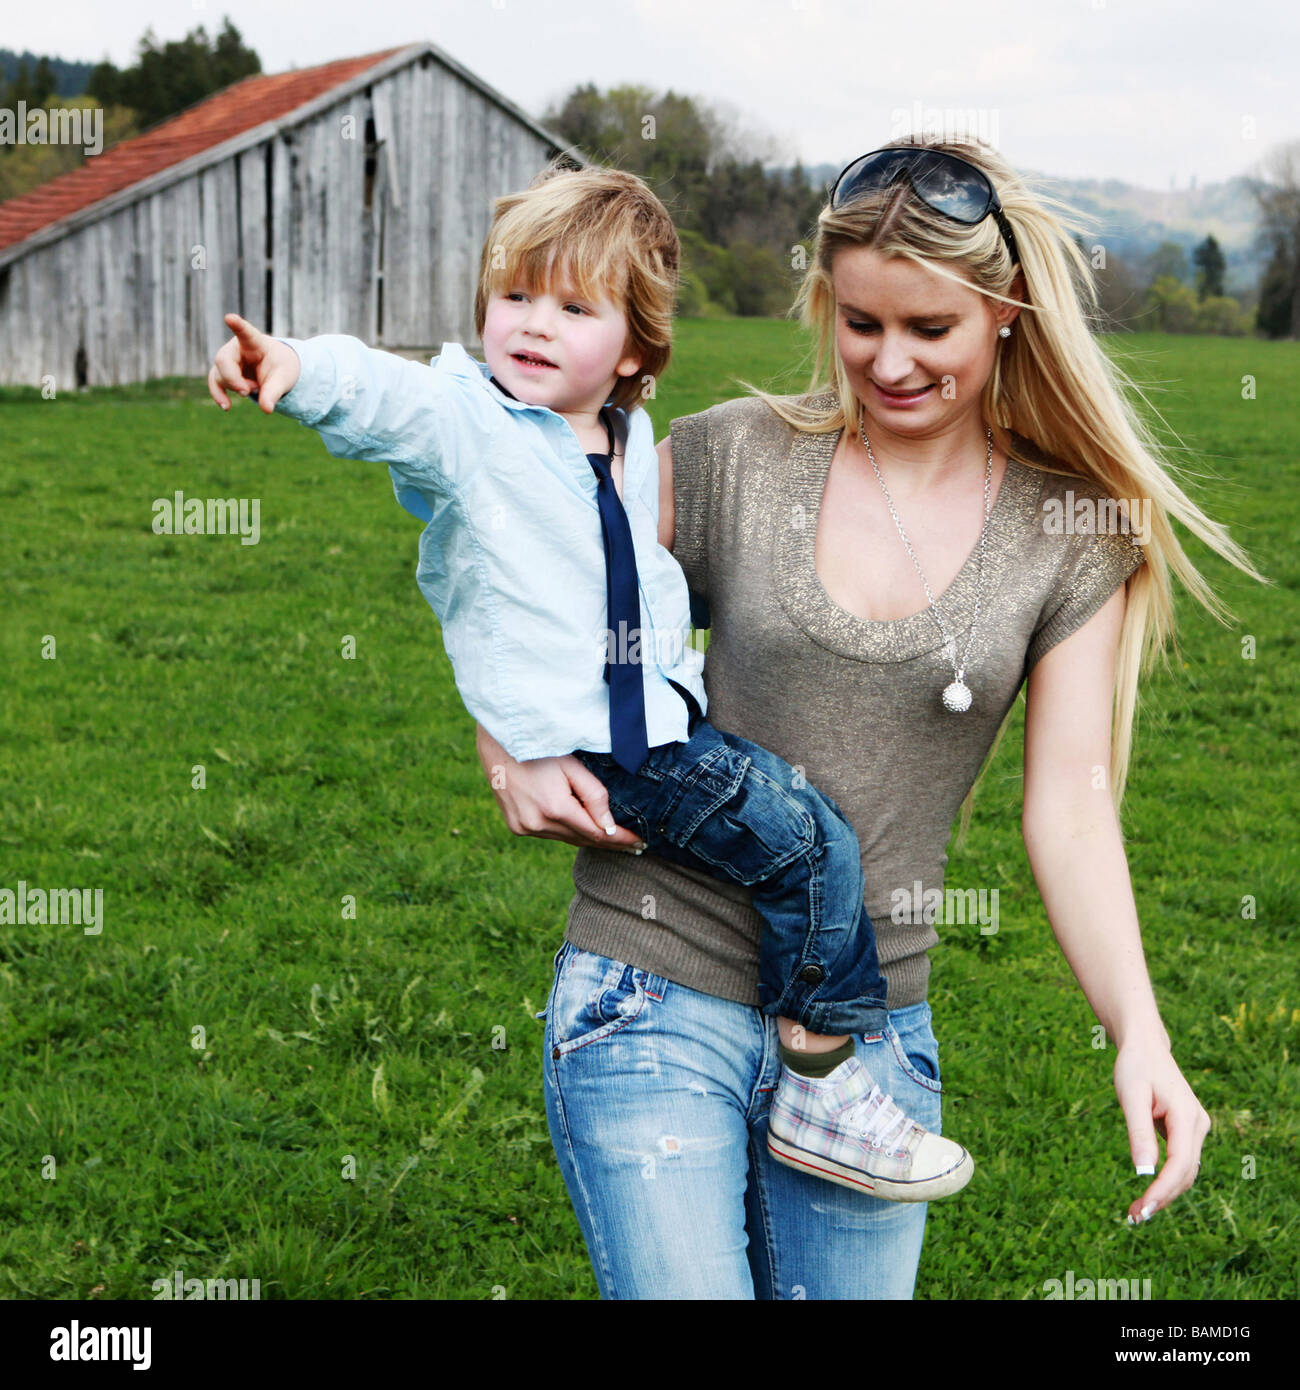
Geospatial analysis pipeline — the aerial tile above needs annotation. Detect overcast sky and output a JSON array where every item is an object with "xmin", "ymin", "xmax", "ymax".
[{"xmin": 10, "ymin": 0, "xmax": 1298, "ymax": 189}]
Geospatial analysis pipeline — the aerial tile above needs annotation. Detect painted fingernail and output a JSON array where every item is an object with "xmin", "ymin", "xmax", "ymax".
[
  {"xmin": 604, "ymin": 824, "xmax": 616, "ymax": 835},
  {"xmin": 1135, "ymin": 1163, "xmax": 1155, "ymax": 1175},
  {"xmin": 1140, "ymin": 1202, "xmax": 1156, "ymax": 1222},
  {"xmin": 1126, "ymin": 1214, "xmax": 1138, "ymax": 1226}
]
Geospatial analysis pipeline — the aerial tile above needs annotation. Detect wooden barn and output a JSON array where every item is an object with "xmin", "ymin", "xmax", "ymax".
[{"xmin": 0, "ymin": 42, "xmax": 578, "ymax": 387}]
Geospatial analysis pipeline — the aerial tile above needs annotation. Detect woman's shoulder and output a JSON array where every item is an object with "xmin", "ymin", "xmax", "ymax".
[
  {"xmin": 1006, "ymin": 431, "xmax": 1147, "ymax": 578},
  {"xmin": 1010, "ymin": 428, "xmax": 1143, "ymax": 505},
  {"xmin": 1008, "ymin": 431, "xmax": 1125, "ymax": 506}
]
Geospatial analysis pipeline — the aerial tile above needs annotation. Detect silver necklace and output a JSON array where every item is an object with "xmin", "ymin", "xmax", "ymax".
[{"xmin": 859, "ymin": 421, "xmax": 994, "ymax": 713}]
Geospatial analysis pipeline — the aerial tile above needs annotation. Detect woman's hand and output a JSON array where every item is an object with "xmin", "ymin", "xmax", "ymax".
[
  {"xmin": 1113, "ymin": 1040, "xmax": 1212, "ymax": 1223},
  {"xmin": 475, "ymin": 723, "xmax": 647, "ymax": 854},
  {"xmin": 208, "ymin": 312, "xmax": 301, "ymax": 413}
]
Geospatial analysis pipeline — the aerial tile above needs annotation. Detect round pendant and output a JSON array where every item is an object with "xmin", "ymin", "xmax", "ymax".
[{"xmin": 942, "ymin": 680, "xmax": 972, "ymax": 713}]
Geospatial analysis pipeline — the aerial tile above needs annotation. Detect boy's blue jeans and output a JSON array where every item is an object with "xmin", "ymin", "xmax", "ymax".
[{"xmin": 573, "ymin": 694, "xmax": 890, "ymax": 1037}]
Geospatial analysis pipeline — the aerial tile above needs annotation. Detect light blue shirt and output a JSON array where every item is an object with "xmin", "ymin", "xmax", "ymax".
[{"xmin": 272, "ymin": 335, "xmax": 707, "ymax": 761}]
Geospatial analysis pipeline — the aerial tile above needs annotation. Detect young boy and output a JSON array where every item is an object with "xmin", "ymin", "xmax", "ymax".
[{"xmin": 207, "ymin": 162, "xmax": 973, "ymax": 1202}]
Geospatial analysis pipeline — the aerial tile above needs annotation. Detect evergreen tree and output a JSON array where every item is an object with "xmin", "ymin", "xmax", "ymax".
[
  {"xmin": 1192, "ymin": 233, "xmax": 1226, "ymax": 300},
  {"xmin": 1251, "ymin": 142, "xmax": 1300, "ymax": 339},
  {"xmin": 32, "ymin": 55, "xmax": 55, "ymax": 105},
  {"xmin": 87, "ymin": 59, "xmax": 121, "ymax": 108},
  {"xmin": 1255, "ymin": 237, "xmax": 1297, "ymax": 338},
  {"xmin": 10, "ymin": 58, "xmax": 33, "ymax": 107}
]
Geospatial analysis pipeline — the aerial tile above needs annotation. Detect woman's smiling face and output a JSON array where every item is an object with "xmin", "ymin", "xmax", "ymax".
[{"xmin": 831, "ymin": 246, "xmax": 1013, "ymax": 436}]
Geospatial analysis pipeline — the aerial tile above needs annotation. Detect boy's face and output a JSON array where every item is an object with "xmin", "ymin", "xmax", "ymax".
[{"xmin": 481, "ymin": 274, "xmax": 642, "ymax": 417}]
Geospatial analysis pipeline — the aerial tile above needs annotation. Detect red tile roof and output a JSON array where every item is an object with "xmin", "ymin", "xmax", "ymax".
[{"xmin": 0, "ymin": 46, "xmax": 408, "ymax": 254}]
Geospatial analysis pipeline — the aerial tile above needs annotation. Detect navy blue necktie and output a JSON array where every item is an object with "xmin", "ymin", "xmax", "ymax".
[{"xmin": 586, "ymin": 408, "xmax": 650, "ymax": 775}]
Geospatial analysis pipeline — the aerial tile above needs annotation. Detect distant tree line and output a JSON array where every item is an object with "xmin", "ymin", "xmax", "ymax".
[
  {"xmin": 0, "ymin": 18, "xmax": 256, "ymax": 202},
  {"xmin": 0, "ymin": 49, "xmax": 95, "ymax": 96},
  {"xmin": 1080, "ymin": 231, "xmax": 1253, "ymax": 335},
  {"xmin": 1084, "ymin": 155, "xmax": 1300, "ymax": 339},
  {"xmin": 84, "ymin": 17, "xmax": 259, "ymax": 130},
  {"xmin": 542, "ymin": 83, "xmax": 825, "ymax": 318},
  {"xmin": 1, "ymin": 54, "xmax": 59, "ymax": 107}
]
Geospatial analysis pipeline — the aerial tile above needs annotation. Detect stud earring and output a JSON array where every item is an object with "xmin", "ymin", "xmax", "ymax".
[{"xmin": 998, "ymin": 325, "xmax": 1012, "ymax": 338}]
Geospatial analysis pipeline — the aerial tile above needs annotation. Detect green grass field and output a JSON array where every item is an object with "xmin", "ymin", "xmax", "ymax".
[{"xmin": 0, "ymin": 322, "xmax": 1296, "ymax": 1300}]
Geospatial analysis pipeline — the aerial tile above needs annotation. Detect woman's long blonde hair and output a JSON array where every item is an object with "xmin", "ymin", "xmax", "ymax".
[{"xmin": 745, "ymin": 133, "xmax": 1266, "ymax": 832}]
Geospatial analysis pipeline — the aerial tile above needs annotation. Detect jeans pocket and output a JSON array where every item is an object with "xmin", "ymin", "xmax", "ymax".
[
  {"xmin": 549, "ymin": 945, "xmax": 667, "ymax": 1058},
  {"xmin": 663, "ymin": 752, "xmax": 814, "ymax": 885},
  {"xmin": 885, "ymin": 1007, "xmax": 942, "ymax": 1094}
]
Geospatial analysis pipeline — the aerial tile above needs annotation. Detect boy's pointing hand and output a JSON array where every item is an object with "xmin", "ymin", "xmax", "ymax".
[{"xmin": 208, "ymin": 312, "xmax": 301, "ymax": 413}]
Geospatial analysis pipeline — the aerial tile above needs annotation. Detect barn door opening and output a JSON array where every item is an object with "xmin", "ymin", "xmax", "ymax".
[
  {"xmin": 365, "ymin": 85, "xmax": 399, "ymax": 345},
  {"xmin": 263, "ymin": 143, "xmax": 274, "ymax": 333},
  {"xmin": 364, "ymin": 109, "xmax": 386, "ymax": 342}
]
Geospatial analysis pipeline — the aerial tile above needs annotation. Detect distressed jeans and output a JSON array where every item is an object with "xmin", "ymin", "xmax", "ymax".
[
  {"xmin": 537, "ymin": 940, "xmax": 941, "ymax": 1299},
  {"xmin": 573, "ymin": 711, "xmax": 889, "ymax": 1037}
]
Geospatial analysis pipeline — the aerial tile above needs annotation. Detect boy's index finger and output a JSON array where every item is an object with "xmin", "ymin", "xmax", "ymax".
[{"xmin": 224, "ymin": 312, "xmax": 264, "ymax": 348}]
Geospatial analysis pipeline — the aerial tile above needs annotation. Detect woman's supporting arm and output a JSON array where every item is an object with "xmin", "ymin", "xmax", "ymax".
[
  {"xmin": 475, "ymin": 722, "xmax": 647, "ymax": 853},
  {"xmin": 1023, "ymin": 584, "xmax": 1211, "ymax": 1223},
  {"xmin": 657, "ymin": 434, "xmax": 676, "ymax": 553}
]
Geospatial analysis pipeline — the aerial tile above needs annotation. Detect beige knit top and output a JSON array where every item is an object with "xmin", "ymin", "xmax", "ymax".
[{"xmin": 564, "ymin": 392, "xmax": 1147, "ymax": 1009}]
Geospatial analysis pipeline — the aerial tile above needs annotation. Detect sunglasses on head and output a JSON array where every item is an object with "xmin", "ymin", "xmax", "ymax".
[{"xmin": 829, "ymin": 145, "xmax": 1020, "ymax": 266}]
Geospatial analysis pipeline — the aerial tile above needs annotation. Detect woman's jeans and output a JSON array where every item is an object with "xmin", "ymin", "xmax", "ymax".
[
  {"xmin": 573, "ymin": 713, "xmax": 889, "ymax": 1037},
  {"xmin": 538, "ymin": 940, "xmax": 941, "ymax": 1299}
]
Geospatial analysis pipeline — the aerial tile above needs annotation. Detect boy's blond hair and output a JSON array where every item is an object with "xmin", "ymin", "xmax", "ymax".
[{"xmin": 473, "ymin": 160, "xmax": 680, "ymax": 413}]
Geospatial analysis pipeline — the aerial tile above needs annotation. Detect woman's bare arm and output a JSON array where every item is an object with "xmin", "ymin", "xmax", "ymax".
[
  {"xmin": 1022, "ymin": 584, "xmax": 1211, "ymax": 1224},
  {"xmin": 657, "ymin": 435, "xmax": 675, "ymax": 553}
]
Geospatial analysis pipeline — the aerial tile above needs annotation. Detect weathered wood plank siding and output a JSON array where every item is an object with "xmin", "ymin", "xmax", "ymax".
[{"xmin": 0, "ymin": 49, "xmax": 565, "ymax": 385}]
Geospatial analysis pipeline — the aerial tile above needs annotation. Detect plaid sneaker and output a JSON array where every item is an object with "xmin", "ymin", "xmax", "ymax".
[{"xmin": 767, "ymin": 1054, "xmax": 973, "ymax": 1201}]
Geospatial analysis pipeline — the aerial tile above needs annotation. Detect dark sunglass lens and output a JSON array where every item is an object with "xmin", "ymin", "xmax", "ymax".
[
  {"xmin": 831, "ymin": 149, "xmax": 914, "ymax": 207},
  {"xmin": 909, "ymin": 154, "xmax": 990, "ymax": 222}
]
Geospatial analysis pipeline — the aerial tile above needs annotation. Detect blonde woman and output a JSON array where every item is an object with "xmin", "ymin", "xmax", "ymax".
[{"xmin": 476, "ymin": 136, "xmax": 1259, "ymax": 1299}]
